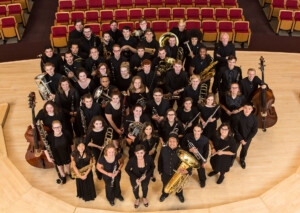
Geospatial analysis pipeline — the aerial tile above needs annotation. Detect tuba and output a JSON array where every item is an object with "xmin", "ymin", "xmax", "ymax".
[
  {"xmin": 156, "ymin": 57, "xmax": 175, "ymax": 85},
  {"xmin": 94, "ymin": 86, "xmax": 112, "ymax": 104},
  {"xmin": 164, "ymin": 149, "xmax": 200, "ymax": 194},
  {"xmin": 34, "ymin": 73, "xmax": 53, "ymax": 101}
]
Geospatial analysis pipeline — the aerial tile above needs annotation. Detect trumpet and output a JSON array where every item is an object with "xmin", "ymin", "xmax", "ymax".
[
  {"xmin": 187, "ymin": 140, "xmax": 207, "ymax": 163},
  {"xmin": 63, "ymin": 65, "xmax": 78, "ymax": 83}
]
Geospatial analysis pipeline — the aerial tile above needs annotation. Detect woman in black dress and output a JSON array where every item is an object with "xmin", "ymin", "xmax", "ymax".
[
  {"xmin": 209, "ymin": 123, "xmax": 237, "ymax": 184},
  {"xmin": 199, "ymin": 94, "xmax": 221, "ymax": 140},
  {"xmin": 85, "ymin": 115, "xmax": 107, "ymax": 180},
  {"xmin": 125, "ymin": 144, "xmax": 155, "ymax": 208},
  {"xmin": 74, "ymin": 68, "xmax": 96, "ymax": 97},
  {"xmin": 97, "ymin": 144, "xmax": 124, "ymax": 206},
  {"xmin": 44, "ymin": 120, "xmax": 73, "ymax": 184},
  {"xmin": 94, "ymin": 63, "xmax": 111, "ymax": 87},
  {"xmin": 116, "ymin": 62, "xmax": 133, "ymax": 94},
  {"xmin": 71, "ymin": 140, "xmax": 96, "ymax": 201},
  {"xmin": 177, "ymin": 97, "xmax": 200, "ymax": 135},
  {"xmin": 127, "ymin": 76, "xmax": 149, "ymax": 110}
]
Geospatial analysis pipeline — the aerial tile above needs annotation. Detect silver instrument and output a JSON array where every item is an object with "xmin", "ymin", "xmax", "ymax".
[
  {"xmin": 79, "ymin": 99, "xmax": 87, "ymax": 135},
  {"xmin": 111, "ymin": 163, "xmax": 118, "ymax": 187},
  {"xmin": 211, "ymin": 146, "xmax": 230, "ymax": 157},
  {"xmin": 136, "ymin": 94, "xmax": 147, "ymax": 108},
  {"xmin": 187, "ymin": 140, "xmax": 207, "ymax": 163},
  {"xmin": 128, "ymin": 121, "xmax": 143, "ymax": 137},
  {"xmin": 133, "ymin": 169, "xmax": 147, "ymax": 191},
  {"xmin": 184, "ymin": 112, "xmax": 201, "ymax": 132},
  {"xmin": 94, "ymin": 86, "xmax": 112, "ymax": 104},
  {"xmin": 63, "ymin": 65, "xmax": 78, "ymax": 83},
  {"xmin": 203, "ymin": 105, "xmax": 220, "ymax": 128},
  {"xmin": 169, "ymin": 123, "xmax": 179, "ymax": 136},
  {"xmin": 34, "ymin": 73, "xmax": 53, "ymax": 101}
]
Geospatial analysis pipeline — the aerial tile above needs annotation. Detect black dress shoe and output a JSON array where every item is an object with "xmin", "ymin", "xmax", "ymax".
[
  {"xmin": 151, "ymin": 177, "xmax": 156, "ymax": 182},
  {"xmin": 217, "ymin": 175, "xmax": 224, "ymax": 184},
  {"xmin": 62, "ymin": 176, "xmax": 67, "ymax": 184},
  {"xmin": 200, "ymin": 181, "xmax": 206, "ymax": 188},
  {"xmin": 240, "ymin": 160, "xmax": 246, "ymax": 169},
  {"xmin": 177, "ymin": 195, "xmax": 185, "ymax": 203},
  {"xmin": 159, "ymin": 195, "xmax": 166, "ymax": 202},
  {"xmin": 208, "ymin": 171, "xmax": 218, "ymax": 177},
  {"xmin": 117, "ymin": 195, "xmax": 124, "ymax": 201},
  {"xmin": 109, "ymin": 201, "xmax": 115, "ymax": 206}
]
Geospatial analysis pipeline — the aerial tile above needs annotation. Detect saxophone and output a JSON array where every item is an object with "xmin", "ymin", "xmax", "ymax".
[
  {"xmin": 199, "ymin": 60, "xmax": 218, "ymax": 83},
  {"xmin": 71, "ymin": 160, "xmax": 95, "ymax": 179},
  {"xmin": 103, "ymin": 42, "xmax": 111, "ymax": 60}
]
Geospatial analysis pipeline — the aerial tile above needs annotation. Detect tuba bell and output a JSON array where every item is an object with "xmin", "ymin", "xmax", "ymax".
[
  {"xmin": 34, "ymin": 73, "xmax": 53, "ymax": 101},
  {"xmin": 159, "ymin": 32, "xmax": 179, "ymax": 47}
]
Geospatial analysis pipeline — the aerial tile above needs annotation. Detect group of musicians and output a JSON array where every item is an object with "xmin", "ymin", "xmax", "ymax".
[{"xmin": 35, "ymin": 18, "xmax": 267, "ymax": 207}]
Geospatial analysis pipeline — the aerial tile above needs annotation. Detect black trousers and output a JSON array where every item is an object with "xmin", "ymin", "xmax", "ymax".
[
  {"xmin": 161, "ymin": 173, "xmax": 183, "ymax": 198},
  {"xmin": 130, "ymin": 177, "xmax": 151, "ymax": 199},
  {"xmin": 197, "ymin": 167, "xmax": 206, "ymax": 183},
  {"xmin": 93, "ymin": 149, "xmax": 102, "ymax": 180},
  {"xmin": 237, "ymin": 140, "xmax": 252, "ymax": 161},
  {"xmin": 103, "ymin": 174, "xmax": 122, "ymax": 202}
]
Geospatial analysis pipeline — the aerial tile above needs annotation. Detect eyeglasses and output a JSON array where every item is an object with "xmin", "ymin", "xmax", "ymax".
[
  {"xmin": 53, "ymin": 126, "xmax": 62, "ymax": 129},
  {"xmin": 167, "ymin": 114, "xmax": 175, "ymax": 116},
  {"xmin": 221, "ymin": 128, "xmax": 229, "ymax": 131}
]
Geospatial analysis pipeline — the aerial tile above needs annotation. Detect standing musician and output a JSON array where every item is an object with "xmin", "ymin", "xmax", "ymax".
[
  {"xmin": 233, "ymin": 102, "xmax": 258, "ymax": 169},
  {"xmin": 125, "ymin": 144, "xmax": 155, "ymax": 208},
  {"xmin": 126, "ymin": 76, "xmax": 150, "ymax": 109},
  {"xmin": 141, "ymin": 29, "xmax": 159, "ymax": 59},
  {"xmin": 71, "ymin": 140, "xmax": 96, "ymax": 201},
  {"xmin": 94, "ymin": 63, "xmax": 111, "ymax": 87},
  {"xmin": 182, "ymin": 124, "xmax": 209, "ymax": 188},
  {"xmin": 106, "ymin": 20, "xmax": 123, "ymax": 44},
  {"xmin": 63, "ymin": 51, "xmax": 81, "ymax": 84},
  {"xmin": 97, "ymin": 144, "xmax": 124, "ymax": 206},
  {"xmin": 74, "ymin": 94, "xmax": 102, "ymax": 137},
  {"xmin": 74, "ymin": 68, "xmax": 96, "ymax": 97},
  {"xmin": 94, "ymin": 76, "xmax": 117, "ymax": 108},
  {"xmin": 189, "ymin": 46, "xmax": 213, "ymax": 76},
  {"xmin": 199, "ymin": 94, "xmax": 221, "ymax": 140},
  {"xmin": 118, "ymin": 26, "xmax": 138, "ymax": 61},
  {"xmin": 165, "ymin": 34, "xmax": 179, "ymax": 59},
  {"xmin": 239, "ymin": 68, "xmax": 268, "ymax": 102},
  {"xmin": 85, "ymin": 116, "xmax": 107, "ymax": 180},
  {"xmin": 209, "ymin": 123, "xmax": 237, "ymax": 184},
  {"xmin": 116, "ymin": 62, "xmax": 133, "ymax": 94},
  {"xmin": 107, "ymin": 44, "xmax": 128, "ymax": 83},
  {"xmin": 44, "ymin": 62, "xmax": 63, "ymax": 99},
  {"xmin": 44, "ymin": 120, "xmax": 73, "ymax": 184},
  {"xmin": 137, "ymin": 59, "xmax": 157, "ymax": 95},
  {"xmin": 98, "ymin": 32, "xmax": 114, "ymax": 60},
  {"xmin": 158, "ymin": 135, "xmax": 191, "ymax": 203},
  {"xmin": 84, "ymin": 47, "xmax": 105, "ymax": 78},
  {"xmin": 80, "ymin": 26, "xmax": 101, "ymax": 56},
  {"xmin": 130, "ymin": 44, "xmax": 151, "ymax": 75},
  {"xmin": 40, "ymin": 46, "xmax": 64, "ymax": 74},
  {"xmin": 170, "ymin": 19, "xmax": 188, "ymax": 48},
  {"xmin": 183, "ymin": 75, "xmax": 201, "ymax": 107},
  {"xmin": 68, "ymin": 19, "xmax": 84, "ymax": 45}
]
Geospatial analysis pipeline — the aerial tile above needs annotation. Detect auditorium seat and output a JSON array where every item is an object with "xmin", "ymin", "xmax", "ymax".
[
  {"xmin": 89, "ymin": 0, "xmax": 103, "ymax": 10},
  {"xmin": 209, "ymin": 0, "xmax": 222, "ymax": 8},
  {"xmin": 135, "ymin": 0, "xmax": 148, "ymax": 8},
  {"xmin": 58, "ymin": 0, "xmax": 73, "ymax": 12},
  {"xmin": 101, "ymin": 22, "xmax": 110, "ymax": 32},
  {"xmin": 50, "ymin": 25, "xmax": 68, "ymax": 48},
  {"xmin": 85, "ymin": 10, "xmax": 100, "ymax": 23},
  {"xmin": 218, "ymin": 21, "xmax": 233, "ymax": 41},
  {"xmin": 68, "ymin": 24, "xmax": 75, "ymax": 33},
  {"xmin": 233, "ymin": 21, "xmax": 251, "ymax": 46},
  {"xmin": 7, "ymin": 3, "xmax": 25, "ymax": 26},
  {"xmin": 200, "ymin": 8, "xmax": 215, "ymax": 20},
  {"xmin": 285, "ymin": 0, "xmax": 299, "ymax": 10},
  {"xmin": 70, "ymin": 11, "xmax": 84, "ymax": 23},
  {"xmin": 143, "ymin": 8, "xmax": 157, "ymax": 20},
  {"xmin": 0, "ymin": 27, "xmax": 3, "ymax": 40},
  {"xmin": 261, "ymin": 0, "xmax": 272, "ymax": 7},
  {"xmin": 172, "ymin": 8, "xmax": 185, "ymax": 19},
  {"xmin": 229, "ymin": 8, "xmax": 244, "ymax": 21},
  {"xmin": 179, "ymin": 0, "xmax": 193, "ymax": 7},
  {"xmin": 201, "ymin": 20, "xmax": 218, "ymax": 41},
  {"xmin": 185, "ymin": 20, "xmax": 201, "ymax": 30},
  {"xmin": 292, "ymin": 11, "xmax": 300, "ymax": 32},
  {"xmin": 115, "ymin": 9, "xmax": 128, "ymax": 21},
  {"xmin": 268, "ymin": 0, "xmax": 285, "ymax": 20},
  {"xmin": 168, "ymin": 20, "xmax": 178, "ymax": 30},
  {"xmin": 85, "ymin": 23, "xmax": 101, "ymax": 36},
  {"xmin": 74, "ymin": 0, "xmax": 87, "ymax": 11},
  {"xmin": 0, "ymin": 16, "xmax": 20, "ymax": 40},
  {"xmin": 223, "ymin": 0, "xmax": 238, "ymax": 8},
  {"xmin": 158, "ymin": 8, "xmax": 171, "ymax": 20},
  {"xmin": 152, "ymin": 20, "xmax": 167, "ymax": 33},
  {"xmin": 0, "ymin": 5, "xmax": 6, "ymax": 17},
  {"xmin": 129, "ymin": 8, "xmax": 142, "ymax": 21},
  {"xmin": 13, "ymin": 0, "xmax": 29, "ymax": 11},
  {"xmin": 55, "ymin": 12, "xmax": 70, "ymax": 25},
  {"xmin": 276, "ymin": 10, "xmax": 293, "ymax": 33},
  {"xmin": 100, "ymin": 10, "xmax": 113, "ymax": 22},
  {"xmin": 149, "ymin": 0, "xmax": 163, "ymax": 7},
  {"xmin": 194, "ymin": 0, "xmax": 209, "ymax": 7},
  {"xmin": 103, "ymin": 0, "xmax": 118, "ymax": 9},
  {"xmin": 118, "ymin": 21, "xmax": 134, "ymax": 30},
  {"xmin": 119, "ymin": 0, "xmax": 133, "ymax": 8},
  {"xmin": 186, "ymin": 8, "xmax": 200, "ymax": 20},
  {"xmin": 0, "ymin": 0, "xmax": 11, "ymax": 5},
  {"xmin": 215, "ymin": 8, "xmax": 229, "ymax": 20},
  {"xmin": 165, "ymin": 0, "xmax": 178, "ymax": 8}
]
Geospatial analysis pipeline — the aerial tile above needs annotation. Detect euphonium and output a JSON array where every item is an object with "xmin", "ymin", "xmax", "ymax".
[
  {"xmin": 164, "ymin": 149, "xmax": 200, "ymax": 194},
  {"xmin": 34, "ymin": 73, "xmax": 53, "ymax": 101},
  {"xmin": 94, "ymin": 86, "xmax": 112, "ymax": 104}
]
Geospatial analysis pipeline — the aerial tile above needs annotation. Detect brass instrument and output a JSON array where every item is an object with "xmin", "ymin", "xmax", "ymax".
[
  {"xmin": 99, "ymin": 127, "xmax": 114, "ymax": 158},
  {"xmin": 103, "ymin": 42, "xmax": 111, "ymax": 60},
  {"xmin": 94, "ymin": 86, "xmax": 112, "ymax": 104},
  {"xmin": 187, "ymin": 140, "xmax": 207, "ymax": 163},
  {"xmin": 163, "ymin": 88, "xmax": 184, "ymax": 100},
  {"xmin": 63, "ymin": 65, "xmax": 78, "ymax": 83},
  {"xmin": 71, "ymin": 160, "xmax": 95, "ymax": 179},
  {"xmin": 199, "ymin": 83, "xmax": 208, "ymax": 104},
  {"xmin": 169, "ymin": 123, "xmax": 179, "ymax": 136},
  {"xmin": 136, "ymin": 94, "xmax": 147, "ymax": 108},
  {"xmin": 164, "ymin": 149, "xmax": 200, "ymax": 194},
  {"xmin": 156, "ymin": 57, "xmax": 175, "ymax": 85},
  {"xmin": 132, "ymin": 29, "xmax": 144, "ymax": 40},
  {"xmin": 128, "ymin": 121, "xmax": 143, "ymax": 137},
  {"xmin": 34, "ymin": 73, "xmax": 53, "ymax": 101},
  {"xmin": 79, "ymin": 99, "xmax": 87, "ymax": 135},
  {"xmin": 145, "ymin": 48, "xmax": 156, "ymax": 55},
  {"xmin": 177, "ymin": 47, "xmax": 184, "ymax": 61},
  {"xmin": 199, "ymin": 60, "xmax": 218, "ymax": 83},
  {"xmin": 159, "ymin": 32, "xmax": 179, "ymax": 47}
]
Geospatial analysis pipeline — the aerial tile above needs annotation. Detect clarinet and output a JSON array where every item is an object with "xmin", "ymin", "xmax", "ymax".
[
  {"xmin": 64, "ymin": 65, "xmax": 78, "ymax": 83},
  {"xmin": 79, "ymin": 100, "xmax": 87, "ymax": 135},
  {"xmin": 110, "ymin": 59, "xmax": 116, "ymax": 83},
  {"xmin": 184, "ymin": 112, "xmax": 201, "ymax": 132},
  {"xmin": 133, "ymin": 169, "xmax": 147, "ymax": 190},
  {"xmin": 111, "ymin": 163, "xmax": 118, "ymax": 187}
]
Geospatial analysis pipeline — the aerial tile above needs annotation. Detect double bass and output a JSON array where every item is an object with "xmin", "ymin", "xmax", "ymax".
[{"xmin": 252, "ymin": 57, "xmax": 278, "ymax": 132}]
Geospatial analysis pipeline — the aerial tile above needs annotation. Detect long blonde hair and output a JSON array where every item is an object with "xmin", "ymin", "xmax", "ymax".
[{"xmin": 128, "ymin": 76, "xmax": 146, "ymax": 93}]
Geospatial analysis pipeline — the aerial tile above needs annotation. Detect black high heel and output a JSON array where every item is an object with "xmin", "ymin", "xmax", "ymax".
[{"xmin": 134, "ymin": 199, "xmax": 140, "ymax": 208}]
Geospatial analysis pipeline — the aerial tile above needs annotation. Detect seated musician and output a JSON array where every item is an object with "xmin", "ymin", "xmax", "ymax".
[
  {"xmin": 44, "ymin": 62, "xmax": 63, "ymax": 99},
  {"xmin": 94, "ymin": 63, "xmax": 111, "ymax": 87},
  {"xmin": 170, "ymin": 19, "xmax": 188, "ymax": 48},
  {"xmin": 152, "ymin": 47, "xmax": 169, "ymax": 88},
  {"xmin": 69, "ymin": 42, "xmax": 86, "ymax": 63},
  {"xmin": 74, "ymin": 93, "xmax": 103, "ymax": 137},
  {"xmin": 40, "ymin": 46, "xmax": 64, "ymax": 74},
  {"xmin": 80, "ymin": 26, "xmax": 101, "ymax": 56},
  {"xmin": 74, "ymin": 68, "xmax": 96, "ymax": 97},
  {"xmin": 94, "ymin": 76, "xmax": 117, "ymax": 108},
  {"xmin": 84, "ymin": 47, "xmax": 105, "ymax": 78},
  {"xmin": 182, "ymin": 124, "xmax": 209, "ymax": 188},
  {"xmin": 158, "ymin": 134, "xmax": 191, "ymax": 203},
  {"xmin": 63, "ymin": 51, "xmax": 81, "ymax": 84},
  {"xmin": 137, "ymin": 59, "xmax": 157, "ymax": 95},
  {"xmin": 68, "ymin": 19, "xmax": 83, "ymax": 45},
  {"xmin": 126, "ymin": 76, "xmax": 150, "ymax": 109},
  {"xmin": 141, "ymin": 29, "xmax": 159, "ymax": 59},
  {"xmin": 116, "ymin": 62, "xmax": 133, "ymax": 94},
  {"xmin": 183, "ymin": 75, "xmax": 201, "ymax": 107},
  {"xmin": 233, "ymin": 102, "xmax": 258, "ymax": 169},
  {"xmin": 134, "ymin": 18, "xmax": 156, "ymax": 41},
  {"xmin": 98, "ymin": 31, "xmax": 115, "ymax": 60},
  {"xmin": 239, "ymin": 68, "xmax": 267, "ymax": 102},
  {"xmin": 130, "ymin": 44, "xmax": 151, "ymax": 75},
  {"xmin": 165, "ymin": 34, "xmax": 179, "ymax": 59},
  {"xmin": 106, "ymin": 20, "xmax": 123, "ymax": 44},
  {"xmin": 118, "ymin": 26, "xmax": 138, "ymax": 61}
]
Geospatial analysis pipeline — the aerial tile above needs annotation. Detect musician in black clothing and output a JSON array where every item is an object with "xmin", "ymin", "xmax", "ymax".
[
  {"xmin": 165, "ymin": 35, "xmax": 179, "ymax": 59},
  {"xmin": 70, "ymin": 43, "xmax": 86, "ymax": 63},
  {"xmin": 63, "ymin": 52, "xmax": 81, "ymax": 84},
  {"xmin": 239, "ymin": 68, "xmax": 267, "ymax": 102},
  {"xmin": 152, "ymin": 48, "xmax": 169, "ymax": 88},
  {"xmin": 74, "ymin": 94, "xmax": 103, "ymax": 137},
  {"xmin": 118, "ymin": 26, "xmax": 138, "ymax": 60},
  {"xmin": 44, "ymin": 62, "xmax": 63, "ymax": 99},
  {"xmin": 126, "ymin": 76, "xmax": 150, "ymax": 109},
  {"xmin": 158, "ymin": 135, "xmax": 191, "ymax": 203},
  {"xmin": 183, "ymin": 75, "xmax": 201, "ymax": 107},
  {"xmin": 80, "ymin": 26, "xmax": 101, "ymax": 56},
  {"xmin": 125, "ymin": 144, "xmax": 155, "ymax": 208},
  {"xmin": 98, "ymin": 32, "xmax": 114, "ymax": 60},
  {"xmin": 141, "ymin": 29, "xmax": 159, "ymax": 59},
  {"xmin": 130, "ymin": 44, "xmax": 151, "ymax": 75},
  {"xmin": 184, "ymin": 34, "xmax": 205, "ymax": 72},
  {"xmin": 94, "ymin": 63, "xmax": 112, "ymax": 87},
  {"xmin": 40, "ymin": 46, "xmax": 64, "ymax": 74},
  {"xmin": 182, "ymin": 124, "xmax": 209, "ymax": 188},
  {"xmin": 233, "ymin": 103, "xmax": 258, "ymax": 169},
  {"xmin": 170, "ymin": 19, "xmax": 188, "ymax": 48},
  {"xmin": 94, "ymin": 76, "xmax": 117, "ymax": 108},
  {"xmin": 107, "ymin": 44, "xmax": 128, "ymax": 82},
  {"xmin": 116, "ymin": 62, "xmax": 133, "ymax": 93},
  {"xmin": 134, "ymin": 18, "xmax": 156, "ymax": 42},
  {"xmin": 137, "ymin": 59, "xmax": 157, "ymax": 95},
  {"xmin": 106, "ymin": 20, "xmax": 123, "ymax": 43},
  {"xmin": 68, "ymin": 19, "xmax": 83, "ymax": 45},
  {"xmin": 190, "ymin": 46, "xmax": 213, "ymax": 76},
  {"xmin": 84, "ymin": 47, "xmax": 105, "ymax": 78}
]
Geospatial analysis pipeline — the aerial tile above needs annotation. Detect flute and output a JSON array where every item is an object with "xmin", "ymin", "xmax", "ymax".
[{"xmin": 211, "ymin": 146, "xmax": 230, "ymax": 157}]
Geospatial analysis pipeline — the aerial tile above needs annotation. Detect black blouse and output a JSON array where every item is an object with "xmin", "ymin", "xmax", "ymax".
[
  {"xmin": 125, "ymin": 155, "xmax": 155, "ymax": 180},
  {"xmin": 105, "ymin": 102, "xmax": 122, "ymax": 128},
  {"xmin": 98, "ymin": 153, "xmax": 122, "ymax": 173},
  {"xmin": 74, "ymin": 80, "xmax": 96, "ymax": 97}
]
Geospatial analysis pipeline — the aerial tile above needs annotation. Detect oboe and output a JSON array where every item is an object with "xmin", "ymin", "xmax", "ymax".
[
  {"xmin": 211, "ymin": 146, "xmax": 230, "ymax": 157},
  {"xmin": 133, "ymin": 169, "xmax": 147, "ymax": 190},
  {"xmin": 111, "ymin": 163, "xmax": 118, "ymax": 187}
]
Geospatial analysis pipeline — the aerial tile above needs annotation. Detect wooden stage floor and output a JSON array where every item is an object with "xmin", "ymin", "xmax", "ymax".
[{"xmin": 1, "ymin": 51, "xmax": 300, "ymax": 213}]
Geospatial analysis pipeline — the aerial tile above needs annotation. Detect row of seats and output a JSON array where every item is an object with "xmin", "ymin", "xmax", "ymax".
[
  {"xmin": 55, "ymin": 7, "xmax": 244, "ymax": 25},
  {"xmin": 58, "ymin": 0, "xmax": 238, "ymax": 11},
  {"xmin": 269, "ymin": 0, "xmax": 300, "ymax": 20},
  {"xmin": 50, "ymin": 20, "xmax": 251, "ymax": 48},
  {"xmin": 0, "ymin": 16, "xmax": 21, "ymax": 40},
  {"xmin": 0, "ymin": 3, "xmax": 26, "ymax": 26},
  {"xmin": 276, "ymin": 9, "xmax": 300, "ymax": 33},
  {"xmin": 0, "ymin": 0, "xmax": 29, "ymax": 11}
]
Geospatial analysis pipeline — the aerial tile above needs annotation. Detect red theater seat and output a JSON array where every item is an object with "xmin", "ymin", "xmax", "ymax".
[
  {"xmin": 201, "ymin": 20, "xmax": 218, "ymax": 41},
  {"xmin": 143, "ymin": 8, "xmax": 157, "ymax": 20},
  {"xmin": 215, "ymin": 8, "xmax": 229, "ymax": 21},
  {"xmin": 85, "ymin": 10, "xmax": 100, "ymax": 23},
  {"xmin": 172, "ymin": 8, "xmax": 185, "ymax": 19},
  {"xmin": 89, "ymin": 0, "xmax": 103, "ymax": 10},
  {"xmin": 70, "ymin": 11, "xmax": 84, "ymax": 23},
  {"xmin": 186, "ymin": 8, "xmax": 200, "ymax": 20},
  {"xmin": 115, "ymin": 9, "xmax": 128, "ymax": 22},
  {"xmin": 74, "ymin": 0, "xmax": 87, "ymax": 11},
  {"xmin": 229, "ymin": 8, "xmax": 244, "ymax": 21},
  {"xmin": 7, "ymin": 3, "xmax": 25, "ymax": 26},
  {"xmin": 129, "ymin": 8, "xmax": 142, "ymax": 21},
  {"xmin": 223, "ymin": 0, "xmax": 238, "ymax": 8},
  {"xmin": 0, "ymin": 5, "xmax": 6, "ymax": 18},
  {"xmin": 58, "ymin": 0, "xmax": 73, "ymax": 12},
  {"xmin": 185, "ymin": 20, "xmax": 201, "ymax": 30},
  {"xmin": 268, "ymin": 0, "xmax": 285, "ymax": 20},
  {"xmin": 135, "ymin": 0, "xmax": 148, "ymax": 8},
  {"xmin": 233, "ymin": 21, "xmax": 251, "ymax": 46},
  {"xmin": 168, "ymin": 20, "xmax": 178, "ymax": 30},
  {"xmin": 179, "ymin": 0, "xmax": 193, "ymax": 7},
  {"xmin": 152, "ymin": 20, "xmax": 167, "ymax": 32},
  {"xmin": 85, "ymin": 23, "xmax": 101, "ymax": 36},
  {"xmin": 165, "ymin": 0, "xmax": 178, "ymax": 7},
  {"xmin": 292, "ymin": 11, "xmax": 300, "ymax": 32},
  {"xmin": 158, "ymin": 8, "xmax": 171, "ymax": 20},
  {"xmin": 218, "ymin": 21, "xmax": 233, "ymax": 41},
  {"xmin": 200, "ymin": 8, "xmax": 215, "ymax": 20},
  {"xmin": 285, "ymin": 0, "xmax": 299, "ymax": 10},
  {"xmin": 103, "ymin": 0, "xmax": 118, "ymax": 9},
  {"xmin": 50, "ymin": 25, "xmax": 68, "ymax": 48},
  {"xmin": 276, "ymin": 10, "xmax": 293, "ymax": 33},
  {"xmin": 100, "ymin": 10, "xmax": 113, "ymax": 22},
  {"xmin": 149, "ymin": 0, "xmax": 163, "ymax": 7},
  {"xmin": 119, "ymin": 0, "xmax": 133, "ymax": 8},
  {"xmin": 195, "ymin": 0, "xmax": 208, "ymax": 7},
  {"xmin": 55, "ymin": 12, "xmax": 70, "ymax": 25},
  {"xmin": 210, "ymin": 0, "xmax": 222, "ymax": 8},
  {"xmin": 101, "ymin": 22, "xmax": 111, "ymax": 32},
  {"xmin": 0, "ymin": 16, "xmax": 20, "ymax": 40},
  {"xmin": 118, "ymin": 21, "xmax": 134, "ymax": 31}
]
